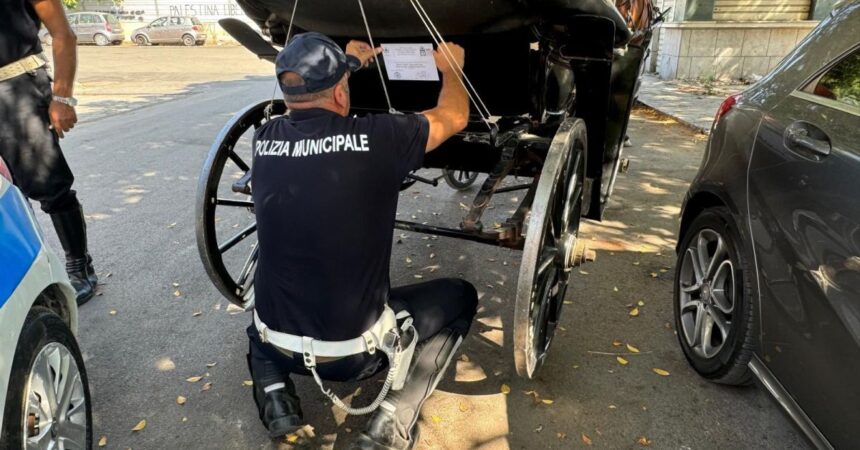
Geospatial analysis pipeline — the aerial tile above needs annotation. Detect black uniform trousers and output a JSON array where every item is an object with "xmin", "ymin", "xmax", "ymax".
[
  {"xmin": 247, "ymin": 278, "xmax": 478, "ymax": 384},
  {"xmin": 0, "ymin": 68, "xmax": 79, "ymax": 214}
]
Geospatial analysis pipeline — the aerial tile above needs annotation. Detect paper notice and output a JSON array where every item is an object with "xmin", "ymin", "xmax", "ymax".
[{"xmin": 381, "ymin": 43, "xmax": 439, "ymax": 82}]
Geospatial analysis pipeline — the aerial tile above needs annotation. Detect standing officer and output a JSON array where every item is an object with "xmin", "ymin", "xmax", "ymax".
[
  {"xmin": 0, "ymin": 0, "xmax": 97, "ymax": 304},
  {"xmin": 247, "ymin": 33, "xmax": 477, "ymax": 450}
]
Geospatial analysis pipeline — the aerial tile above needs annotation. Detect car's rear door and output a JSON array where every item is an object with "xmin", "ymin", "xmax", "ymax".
[
  {"xmin": 748, "ymin": 45, "xmax": 860, "ymax": 446},
  {"xmin": 147, "ymin": 17, "xmax": 168, "ymax": 42}
]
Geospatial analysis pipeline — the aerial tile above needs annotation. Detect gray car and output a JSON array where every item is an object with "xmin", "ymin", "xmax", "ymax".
[
  {"xmin": 673, "ymin": 3, "xmax": 859, "ymax": 449},
  {"xmin": 131, "ymin": 16, "xmax": 207, "ymax": 46},
  {"xmin": 67, "ymin": 12, "xmax": 124, "ymax": 46}
]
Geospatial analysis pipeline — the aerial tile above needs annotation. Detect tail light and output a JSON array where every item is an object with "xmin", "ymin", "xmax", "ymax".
[
  {"xmin": 105, "ymin": 23, "xmax": 112, "ymax": 32},
  {"xmin": 193, "ymin": 25, "xmax": 201, "ymax": 31},
  {"xmin": 714, "ymin": 94, "xmax": 741, "ymax": 124},
  {"xmin": 0, "ymin": 156, "xmax": 13, "ymax": 182}
]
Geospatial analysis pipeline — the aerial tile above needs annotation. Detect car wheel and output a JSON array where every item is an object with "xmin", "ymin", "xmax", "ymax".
[
  {"xmin": 93, "ymin": 33, "xmax": 110, "ymax": 46},
  {"xmin": 674, "ymin": 207, "xmax": 755, "ymax": 385},
  {"xmin": 134, "ymin": 34, "xmax": 149, "ymax": 46},
  {"xmin": 0, "ymin": 307, "xmax": 92, "ymax": 448},
  {"xmin": 442, "ymin": 169, "xmax": 480, "ymax": 191},
  {"xmin": 182, "ymin": 34, "xmax": 195, "ymax": 47}
]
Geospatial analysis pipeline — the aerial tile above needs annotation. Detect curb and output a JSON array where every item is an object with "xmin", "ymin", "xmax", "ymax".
[{"xmin": 634, "ymin": 99, "xmax": 710, "ymax": 135}]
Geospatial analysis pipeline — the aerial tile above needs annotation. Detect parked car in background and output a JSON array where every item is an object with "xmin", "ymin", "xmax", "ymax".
[
  {"xmin": 131, "ymin": 16, "xmax": 207, "ymax": 46},
  {"xmin": 0, "ymin": 156, "xmax": 92, "ymax": 448},
  {"xmin": 672, "ymin": 3, "xmax": 859, "ymax": 449},
  {"xmin": 67, "ymin": 12, "xmax": 124, "ymax": 46}
]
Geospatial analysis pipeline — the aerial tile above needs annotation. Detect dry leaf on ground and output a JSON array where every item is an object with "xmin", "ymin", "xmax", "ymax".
[
  {"xmin": 626, "ymin": 344, "xmax": 640, "ymax": 353},
  {"xmin": 612, "ymin": 339, "xmax": 623, "ymax": 347},
  {"xmin": 131, "ymin": 419, "xmax": 146, "ymax": 432},
  {"xmin": 616, "ymin": 356, "xmax": 629, "ymax": 365},
  {"xmin": 206, "ymin": 362, "xmax": 217, "ymax": 368},
  {"xmin": 201, "ymin": 382, "xmax": 212, "ymax": 391},
  {"xmin": 541, "ymin": 399, "xmax": 554, "ymax": 405},
  {"xmin": 653, "ymin": 368, "xmax": 670, "ymax": 376},
  {"xmin": 109, "ymin": 310, "xmax": 117, "ymax": 316},
  {"xmin": 98, "ymin": 436, "xmax": 107, "ymax": 447},
  {"xmin": 243, "ymin": 380, "xmax": 254, "ymax": 386},
  {"xmin": 629, "ymin": 307, "xmax": 640, "ymax": 317},
  {"xmin": 286, "ymin": 434, "xmax": 298, "ymax": 443},
  {"xmin": 458, "ymin": 401, "xmax": 470, "ymax": 412},
  {"xmin": 431, "ymin": 415, "xmax": 442, "ymax": 424},
  {"xmin": 581, "ymin": 433, "xmax": 593, "ymax": 445},
  {"xmin": 500, "ymin": 384, "xmax": 511, "ymax": 394},
  {"xmin": 186, "ymin": 376, "xmax": 203, "ymax": 383},
  {"xmin": 176, "ymin": 395, "xmax": 186, "ymax": 405},
  {"xmin": 638, "ymin": 300, "xmax": 646, "ymax": 306},
  {"xmin": 638, "ymin": 436, "xmax": 653, "ymax": 446}
]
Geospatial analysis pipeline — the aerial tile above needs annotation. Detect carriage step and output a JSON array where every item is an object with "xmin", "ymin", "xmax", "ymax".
[
  {"xmin": 232, "ymin": 171, "xmax": 253, "ymax": 195},
  {"xmin": 619, "ymin": 158, "xmax": 631, "ymax": 174}
]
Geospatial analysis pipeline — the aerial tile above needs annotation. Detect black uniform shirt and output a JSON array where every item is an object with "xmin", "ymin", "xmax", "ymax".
[
  {"xmin": 251, "ymin": 108, "xmax": 429, "ymax": 341},
  {"xmin": 0, "ymin": 0, "xmax": 43, "ymax": 67}
]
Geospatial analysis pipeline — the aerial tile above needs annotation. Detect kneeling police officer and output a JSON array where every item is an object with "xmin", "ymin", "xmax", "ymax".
[{"xmin": 247, "ymin": 33, "xmax": 477, "ymax": 449}]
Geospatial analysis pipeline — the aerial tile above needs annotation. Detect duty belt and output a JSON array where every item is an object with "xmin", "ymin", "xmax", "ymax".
[
  {"xmin": 254, "ymin": 304, "xmax": 418, "ymax": 415},
  {"xmin": 0, "ymin": 54, "xmax": 47, "ymax": 82}
]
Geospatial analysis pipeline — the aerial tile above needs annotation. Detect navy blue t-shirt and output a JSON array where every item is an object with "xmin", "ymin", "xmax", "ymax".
[{"xmin": 251, "ymin": 108, "xmax": 429, "ymax": 341}]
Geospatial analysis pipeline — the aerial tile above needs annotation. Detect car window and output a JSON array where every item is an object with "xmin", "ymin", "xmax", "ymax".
[
  {"xmin": 68, "ymin": 14, "xmax": 78, "ymax": 25},
  {"xmin": 190, "ymin": 17, "xmax": 202, "ymax": 25},
  {"xmin": 809, "ymin": 49, "xmax": 860, "ymax": 110},
  {"xmin": 170, "ymin": 17, "xmax": 181, "ymax": 25},
  {"xmin": 105, "ymin": 14, "xmax": 120, "ymax": 25},
  {"xmin": 90, "ymin": 14, "xmax": 104, "ymax": 23},
  {"xmin": 151, "ymin": 17, "xmax": 167, "ymax": 27}
]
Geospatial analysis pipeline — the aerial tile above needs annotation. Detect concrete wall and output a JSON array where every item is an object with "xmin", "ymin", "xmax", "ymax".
[{"xmin": 656, "ymin": 21, "xmax": 817, "ymax": 80}]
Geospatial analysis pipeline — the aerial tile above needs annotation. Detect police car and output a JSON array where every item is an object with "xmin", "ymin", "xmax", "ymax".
[{"xmin": 0, "ymin": 156, "xmax": 92, "ymax": 447}]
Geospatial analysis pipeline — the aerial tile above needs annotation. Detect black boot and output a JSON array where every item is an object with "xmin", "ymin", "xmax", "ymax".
[
  {"xmin": 349, "ymin": 403, "xmax": 419, "ymax": 450},
  {"xmin": 247, "ymin": 354, "xmax": 304, "ymax": 438},
  {"xmin": 50, "ymin": 207, "xmax": 96, "ymax": 305}
]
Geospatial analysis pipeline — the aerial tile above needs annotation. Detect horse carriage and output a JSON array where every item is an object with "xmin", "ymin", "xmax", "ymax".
[{"xmin": 196, "ymin": 0, "xmax": 660, "ymax": 378}]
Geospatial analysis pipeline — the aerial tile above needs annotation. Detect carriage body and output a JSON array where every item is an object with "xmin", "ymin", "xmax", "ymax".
[{"xmin": 196, "ymin": 0, "xmax": 659, "ymax": 377}]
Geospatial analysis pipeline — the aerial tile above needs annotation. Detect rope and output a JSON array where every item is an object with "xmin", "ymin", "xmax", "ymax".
[
  {"xmin": 285, "ymin": 0, "xmax": 299, "ymax": 44},
  {"xmin": 357, "ymin": 0, "xmax": 396, "ymax": 114},
  {"xmin": 408, "ymin": 0, "xmax": 493, "ymax": 122}
]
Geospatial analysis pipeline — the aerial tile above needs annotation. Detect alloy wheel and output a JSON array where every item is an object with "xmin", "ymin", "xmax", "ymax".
[
  {"xmin": 23, "ymin": 342, "xmax": 88, "ymax": 449},
  {"xmin": 678, "ymin": 228, "xmax": 736, "ymax": 359}
]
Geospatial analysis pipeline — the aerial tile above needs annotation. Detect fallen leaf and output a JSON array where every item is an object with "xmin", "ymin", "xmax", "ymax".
[
  {"xmin": 405, "ymin": 257, "xmax": 412, "ymax": 264},
  {"xmin": 167, "ymin": 222, "xmax": 177, "ymax": 228},
  {"xmin": 581, "ymin": 433, "xmax": 593, "ymax": 446},
  {"xmin": 286, "ymin": 434, "xmax": 298, "ymax": 443},
  {"xmin": 459, "ymin": 202, "xmax": 469, "ymax": 210},
  {"xmin": 626, "ymin": 344, "xmax": 640, "ymax": 353},
  {"xmin": 653, "ymin": 368, "xmax": 670, "ymax": 376},
  {"xmin": 429, "ymin": 253, "xmax": 435, "ymax": 259},
  {"xmin": 104, "ymin": 272, "xmax": 112, "ymax": 278},
  {"xmin": 226, "ymin": 304, "xmax": 244, "ymax": 314},
  {"xmin": 616, "ymin": 356, "xmax": 629, "ymax": 366},
  {"xmin": 557, "ymin": 432, "xmax": 567, "ymax": 439},
  {"xmin": 563, "ymin": 300, "xmax": 573, "ymax": 305},
  {"xmin": 206, "ymin": 362, "xmax": 217, "ymax": 368},
  {"xmin": 201, "ymin": 382, "xmax": 212, "ymax": 391},
  {"xmin": 541, "ymin": 399, "xmax": 554, "ymax": 405},
  {"xmin": 650, "ymin": 272, "xmax": 658, "ymax": 278},
  {"xmin": 613, "ymin": 286, "xmax": 618, "ymax": 292},
  {"xmin": 176, "ymin": 396, "xmax": 186, "ymax": 405},
  {"xmin": 458, "ymin": 401, "xmax": 469, "ymax": 412},
  {"xmin": 638, "ymin": 436, "xmax": 652, "ymax": 446},
  {"xmin": 633, "ymin": 261, "xmax": 640, "ymax": 266},
  {"xmin": 629, "ymin": 307, "xmax": 640, "ymax": 317},
  {"xmin": 608, "ymin": 404, "xmax": 617, "ymax": 409},
  {"xmin": 98, "ymin": 436, "xmax": 107, "ymax": 447},
  {"xmin": 500, "ymin": 384, "xmax": 511, "ymax": 394},
  {"xmin": 172, "ymin": 282, "xmax": 179, "ymax": 287},
  {"xmin": 131, "ymin": 419, "xmax": 146, "ymax": 432},
  {"xmin": 459, "ymin": 354, "xmax": 470, "ymax": 362},
  {"xmin": 413, "ymin": 274, "xmax": 424, "ymax": 279},
  {"xmin": 638, "ymin": 300, "xmax": 646, "ymax": 306},
  {"xmin": 182, "ymin": 417, "xmax": 187, "ymax": 422},
  {"xmin": 431, "ymin": 415, "xmax": 442, "ymax": 424},
  {"xmin": 353, "ymin": 387, "xmax": 362, "ymax": 397},
  {"xmin": 612, "ymin": 339, "xmax": 623, "ymax": 347},
  {"xmin": 186, "ymin": 376, "xmax": 203, "ymax": 383},
  {"xmin": 192, "ymin": 311, "xmax": 202, "ymax": 317},
  {"xmin": 109, "ymin": 310, "xmax": 117, "ymax": 316},
  {"xmin": 534, "ymin": 424, "xmax": 544, "ymax": 433},
  {"xmin": 243, "ymin": 380, "xmax": 254, "ymax": 386}
]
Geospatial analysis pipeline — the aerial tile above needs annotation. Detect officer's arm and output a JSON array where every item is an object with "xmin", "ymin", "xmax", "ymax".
[
  {"xmin": 31, "ymin": 0, "xmax": 78, "ymax": 137},
  {"xmin": 421, "ymin": 43, "xmax": 469, "ymax": 153}
]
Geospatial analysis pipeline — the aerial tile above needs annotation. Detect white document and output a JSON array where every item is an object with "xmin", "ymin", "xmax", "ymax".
[{"xmin": 381, "ymin": 43, "xmax": 439, "ymax": 82}]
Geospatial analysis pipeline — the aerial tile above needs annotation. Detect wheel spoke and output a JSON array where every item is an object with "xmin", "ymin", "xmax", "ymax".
[
  {"xmin": 58, "ymin": 421, "xmax": 88, "ymax": 449},
  {"xmin": 536, "ymin": 249, "xmax": 557, "ymax": 276},
  {"xmin": 219, "ymin": 223, "xmax": 257, "ymax": 254},
  {"xmin": 237, "ymin": 243, "xmax": 259, "ymax": 287},
  {"xmin": 712, "ymin": 259, "xmax": 735, "ymax": 314},
  {"xmin": 705, "ymin": 235, "xmax": 727, "ymax": 279},
  {"xmin": 685, "ymin": 248, "xmax": 705, "ymax": 285},
  {"xmin": 35, "ymin": 352, "xmax": 59, "ymax": 418},
  {"xmin": 56, "ymin": 366, "xmax": 79, "ymax": 423},
  {"xmin": 700, "ymin": 312, "xmax": 715, "ymax": 356},
  {"xmin": 215, "ymin": 198, "xmax": 254, "ymax": 208},
  {"xmin": 708, "ymin": 305, "xmax": 730, "ymax": 338},
  {"xmin": 684, "ymin": 301, "xmax": 705, "ymax": 347},
  {"xmin": 681, "ymin": 282, "xmax": 701, "ymax": 293},
  {"xmin": 26, "ymin": 422, "xmax": 53, "ymax": 450},
  {"xmin": 228, "ymin": 150, "xmax": 250, "ymax": 172}
]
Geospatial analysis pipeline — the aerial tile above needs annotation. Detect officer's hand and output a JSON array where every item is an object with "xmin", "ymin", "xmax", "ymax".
[
  {"xmin": 433, "ymin": 42, "xmax": 465, "ymax": 74},
  {"xmin": 345, "ymin": 40, "xmax": 382, "ymax": 68},
  {"xmin": 48, "ymin": 101, "xmax": 77, "ymax": 138}
]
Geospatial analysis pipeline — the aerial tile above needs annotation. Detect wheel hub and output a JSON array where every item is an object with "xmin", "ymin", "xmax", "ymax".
[
  {"xmin": 701, "ymin": 282, "xmax": 712, "ymax": 303},
  {"xmin": 562, "ymin": 233, "xmax": 577, "ymax": 270}
]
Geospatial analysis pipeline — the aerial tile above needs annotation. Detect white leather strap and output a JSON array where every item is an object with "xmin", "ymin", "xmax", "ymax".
[
  {"xmin": 0, "ymin": 54, "xmax": 46, "ymax": 82},
  {"xmin": 254, "ymin": 305, "xmax": 400, "ymax": 358}
]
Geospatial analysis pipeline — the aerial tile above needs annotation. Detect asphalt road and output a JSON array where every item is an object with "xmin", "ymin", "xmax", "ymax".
[{"xmin": 43, "ymin": 48, "xmax": 810, "ymax": 450}]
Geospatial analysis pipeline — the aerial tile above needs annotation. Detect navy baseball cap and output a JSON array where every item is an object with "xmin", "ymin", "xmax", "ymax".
[{"xmin": 275, "ymin": 32, "xmax": 362, "ymax": 95}]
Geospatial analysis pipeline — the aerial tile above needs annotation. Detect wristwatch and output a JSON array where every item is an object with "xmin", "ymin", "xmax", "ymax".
[{"xmin": 52, "ymin": 95, "xmax": 78, "ymax": 107}]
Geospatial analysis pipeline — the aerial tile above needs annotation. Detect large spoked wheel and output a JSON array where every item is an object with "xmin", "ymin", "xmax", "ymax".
[
  {"xmin": 514, "ymin": 117, "xmax": 587, "ymax": 378},
  {"xmin": 674, "ymin": 207, "xmax": 755, "ymax": 385},
  {"xmin": 196, "ymin": 99, "xmax": 286, "ymax": 309}
]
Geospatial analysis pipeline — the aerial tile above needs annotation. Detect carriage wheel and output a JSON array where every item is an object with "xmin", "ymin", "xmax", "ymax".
[
  {"xmin": 196, "ymin": 99, "xmax": 286, "ymax": 309},
  {"xmin": 442, "ymin": 169, "xmax": 479, "ymax": 191},
  {"xmin": 514, "ymin": 117, "xmax": 587, "ymax": 378}
]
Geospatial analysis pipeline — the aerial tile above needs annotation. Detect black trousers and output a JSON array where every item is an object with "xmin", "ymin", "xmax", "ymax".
[
  {"xmin": 247, "ymin": 278, "xmax": 478, "ymax": 384},
  {"xmin": 0, "ymin": 68, "xmax": 79, "ymax": 214}
]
